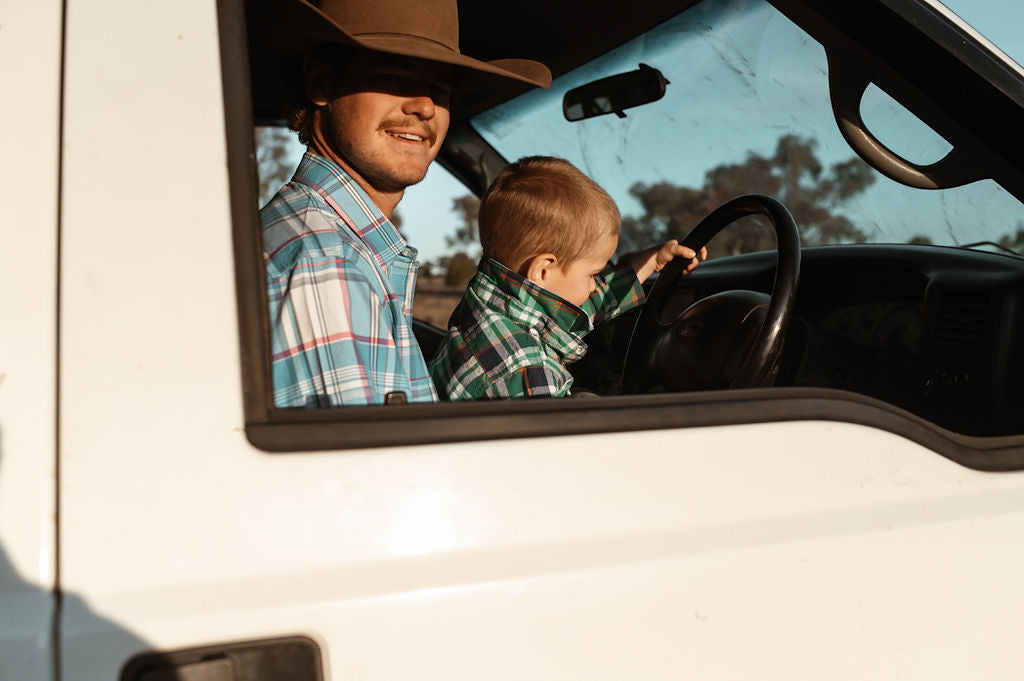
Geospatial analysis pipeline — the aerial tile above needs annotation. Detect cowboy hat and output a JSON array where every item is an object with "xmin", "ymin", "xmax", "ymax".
[{"xmin": 271, "ymin": 0, "xmax": 551, "ymax": 90}]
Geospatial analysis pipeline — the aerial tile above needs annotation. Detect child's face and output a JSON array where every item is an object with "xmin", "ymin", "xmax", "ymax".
[{"xmin": 544, "ymin": 233, "xmax": 619, "ymax": 307}]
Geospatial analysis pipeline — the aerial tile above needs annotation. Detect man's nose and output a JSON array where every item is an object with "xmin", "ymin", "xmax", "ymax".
[{"xmin": 402, "ymin": 93, "xmax": 436, "ymax": 120}]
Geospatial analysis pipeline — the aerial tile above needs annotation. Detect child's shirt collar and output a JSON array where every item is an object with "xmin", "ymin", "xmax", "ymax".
[{"xmin": 474, "ymin": 258, "xmax": 595, "ymax": 359}]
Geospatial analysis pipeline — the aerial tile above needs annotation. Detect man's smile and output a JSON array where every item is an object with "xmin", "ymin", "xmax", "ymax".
[
  {"xmin": 388, "ymin": 131, "xmax": 425, "ymax": 142},
  {"xmin": 383, "ymin": 123, "xmax": 435, "ymax": 146}
]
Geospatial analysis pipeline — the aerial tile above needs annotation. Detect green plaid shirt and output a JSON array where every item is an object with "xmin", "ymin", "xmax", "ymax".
[{"xmin": 430, "ymin": 258, "xmax": 645, "ymax": 400}]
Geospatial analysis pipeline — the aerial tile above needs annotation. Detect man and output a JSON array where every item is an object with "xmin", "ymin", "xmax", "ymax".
[{"xmin": 259, "ymin": 0, "xmax": 551, "ymax": 407}]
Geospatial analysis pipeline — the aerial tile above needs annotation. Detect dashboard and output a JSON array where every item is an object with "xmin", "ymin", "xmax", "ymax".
[
  {"xmin": 820, "ymin": 301, "xmax": 922, "ymax": 354},
  {"xmin": 575, "ymin": 244, "xmax": 1024, "ymax": 437}
]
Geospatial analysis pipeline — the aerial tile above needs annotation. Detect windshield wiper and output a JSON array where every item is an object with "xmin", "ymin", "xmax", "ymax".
[{"xmin": 960, "ymin": 240, "xmax": 1023, "ymax": 257}]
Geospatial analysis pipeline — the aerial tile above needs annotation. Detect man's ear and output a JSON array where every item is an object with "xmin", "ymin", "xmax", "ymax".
[
  {"xmin": 521, "ymin": 253, "xmax": 559, "ymax": 286},
  {"xmin": 302, "ymin": 54, "xmax": 331, "ymax": 106}
]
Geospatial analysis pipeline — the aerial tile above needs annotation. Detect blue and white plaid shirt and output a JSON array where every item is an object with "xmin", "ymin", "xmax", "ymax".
[{"xmin": 261, "ymin": 151, "xmax": 437, "ymax": 407}]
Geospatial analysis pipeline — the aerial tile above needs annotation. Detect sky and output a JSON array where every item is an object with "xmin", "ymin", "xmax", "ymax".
[
  {"xmin": 939, "ymin": 0, "xmax": 1024, "ymax": 69},
  {"xmin": 395, "ymin": 162, "xmax": 472, "ymax": 263},
  {"xmin": 274, "ymin": 1, "xmax": 1024, "ymax": 265}
]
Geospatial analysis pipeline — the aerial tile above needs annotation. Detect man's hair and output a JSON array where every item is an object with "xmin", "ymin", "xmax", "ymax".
[
  {"xmin": 283, "ymin": 44, "xmax": 356, "ymax": 146},
  {"xmin": 479, "ymin": 156, "xmax": 620, "ymax": 270}
]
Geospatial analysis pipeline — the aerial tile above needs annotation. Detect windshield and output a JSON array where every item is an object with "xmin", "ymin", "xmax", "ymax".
[
  {"xmin": 936, "ymin": 0, "xmax": 1024, "ymax": 74},
  {"xmin": 469, "ymin": 0, "xmax": 1024, "ymax": 256}
]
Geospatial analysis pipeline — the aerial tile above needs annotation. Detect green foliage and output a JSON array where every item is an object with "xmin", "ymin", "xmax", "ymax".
[
  {"xmin": 444, "ymin": 252, "xmax": 477, "ymax": 287},
  {"xmin": 254, "ymin": 127, "xmax": 297, "ymax": 208},
  {"xmin": 439, "ymin": 195, "xmax": 482, "ymax": 282},
  {"xmin": 445, "ymin": 195, "xmax": 481, "ymax": 249}
]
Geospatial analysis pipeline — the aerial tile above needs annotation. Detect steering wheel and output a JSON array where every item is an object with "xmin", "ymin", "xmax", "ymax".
[{"xmin": 621, "ymin": 194, "xmax": 801, "ymax": 393}]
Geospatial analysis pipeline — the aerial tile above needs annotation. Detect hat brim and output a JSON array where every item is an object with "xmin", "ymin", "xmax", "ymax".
[{"xmin": 281, "ymin": 0, "xmax": 551, "ymax": 90}]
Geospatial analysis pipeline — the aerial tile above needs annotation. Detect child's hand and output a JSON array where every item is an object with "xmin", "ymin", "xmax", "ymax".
[{"xmin": 625, "ymin": 239, "xmax": 708, "ymax": 282}]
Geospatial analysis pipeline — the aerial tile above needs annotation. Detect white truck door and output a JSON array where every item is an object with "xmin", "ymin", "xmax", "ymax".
[
  {"xmin": 54, "ymin": 1, "xmax": 1024, "ymax": 681},
  {"xmin": 0, "ymin": 1, "xmax": 62, "ymax": 680}
]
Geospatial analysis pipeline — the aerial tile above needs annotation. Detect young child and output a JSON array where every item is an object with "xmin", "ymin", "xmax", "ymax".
[{"xmin": 429, "ymin": 156, "xmax": 706, "ymax": 400}]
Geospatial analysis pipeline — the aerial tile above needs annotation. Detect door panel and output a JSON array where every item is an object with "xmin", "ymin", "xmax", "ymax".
[
  {"xmin": 56, "ymin": 1, "xmax": 1024, "ymax": 680},
  {"xmin": 0, "ymin": 0, "xmax": 62, "ymax": 679}
]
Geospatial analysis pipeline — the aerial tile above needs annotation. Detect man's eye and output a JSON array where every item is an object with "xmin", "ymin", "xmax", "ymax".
[{"xmin": 373, "ymin": 72, "xmax": 408, "ymax": 85}]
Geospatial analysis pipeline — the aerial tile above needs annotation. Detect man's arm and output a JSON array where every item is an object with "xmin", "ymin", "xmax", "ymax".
[{"xmin": 269, "ymin": 250, "xmax": 404, "ymax": 407}]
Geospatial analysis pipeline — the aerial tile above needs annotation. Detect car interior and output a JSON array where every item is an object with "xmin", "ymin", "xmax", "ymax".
[{"xmin": 241, "ymin": 0, "xmax": 1024, "ymax": 455}]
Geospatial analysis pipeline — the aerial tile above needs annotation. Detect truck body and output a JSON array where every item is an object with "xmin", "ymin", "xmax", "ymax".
[{"xmin": 3, "ymin": 0, "xmax": 1024, "ymax": 678}]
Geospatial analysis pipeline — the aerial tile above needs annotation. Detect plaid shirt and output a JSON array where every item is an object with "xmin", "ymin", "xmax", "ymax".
[
  {"xmin": 430, "ymin": 258, "xmax": 645, "ymax": 400},
  {"xmin": 261, "ymin": 152, "xmax": 437, "ymax": 407}
]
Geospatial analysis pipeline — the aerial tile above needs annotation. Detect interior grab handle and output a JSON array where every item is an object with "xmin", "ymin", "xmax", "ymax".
[{"xmin": 826, "ymin": 52, "xmax": 986, "ymax": 189}]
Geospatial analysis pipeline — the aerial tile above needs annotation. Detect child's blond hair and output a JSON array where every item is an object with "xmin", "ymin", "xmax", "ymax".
[{"xmin": 479, "ymin": 156, "xmax": 620, "ymax": 270}]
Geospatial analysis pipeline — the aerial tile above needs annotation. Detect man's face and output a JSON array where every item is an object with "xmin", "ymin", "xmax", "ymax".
[{"xmin": 317, "ymin": 50, "xmax": 454, "ymax": 194}]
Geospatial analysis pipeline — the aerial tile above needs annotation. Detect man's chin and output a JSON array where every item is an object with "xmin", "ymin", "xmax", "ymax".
[{"xmin": 376, "ymin": 166, "xmax": 431, "ymax": 191}]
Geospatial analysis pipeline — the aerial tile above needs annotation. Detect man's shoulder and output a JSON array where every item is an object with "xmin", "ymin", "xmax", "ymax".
[{"xmin": 260, "ymin": 185, "xmax": 368, "ymax": 268}]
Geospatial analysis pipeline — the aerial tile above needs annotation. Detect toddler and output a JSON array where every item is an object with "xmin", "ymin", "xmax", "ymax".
[{"xmin": 429, "ymin": 156, "xmax": 705, "ymax": 399}]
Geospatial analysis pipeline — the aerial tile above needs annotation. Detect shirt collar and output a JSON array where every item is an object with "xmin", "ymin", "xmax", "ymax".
[
  {"xmin": 291, "ymin": 151, "xmax": 414, "ymax": 266},
  {"xmin": 474, "ymin": 258, "xmax": 593, "ymax": 356}
]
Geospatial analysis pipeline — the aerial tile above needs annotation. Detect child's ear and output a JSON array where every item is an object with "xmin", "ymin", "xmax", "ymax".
[{"xmin": 521, "ymin": 253, "xmax": 559, "ymax": 286}]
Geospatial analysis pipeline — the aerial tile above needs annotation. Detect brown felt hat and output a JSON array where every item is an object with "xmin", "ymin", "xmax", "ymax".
[{"xmin": 278, "ymin": 0, "xmax": 551, "ymax": 90}]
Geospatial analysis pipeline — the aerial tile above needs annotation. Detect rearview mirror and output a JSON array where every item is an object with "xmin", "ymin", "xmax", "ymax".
[{"xmin": 563, "ymin": 63, "xmax": 670, "ymax": 122}]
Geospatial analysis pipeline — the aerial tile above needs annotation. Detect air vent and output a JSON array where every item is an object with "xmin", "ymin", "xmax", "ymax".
[{"xmin": 933, "ymin": 290, "xmax": 991, "ymax": 345}]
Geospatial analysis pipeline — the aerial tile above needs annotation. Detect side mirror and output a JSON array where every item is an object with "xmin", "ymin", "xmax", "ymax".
[{"xmin": 563, "ymin": 63, "xmax": 670, "ymax": 122}]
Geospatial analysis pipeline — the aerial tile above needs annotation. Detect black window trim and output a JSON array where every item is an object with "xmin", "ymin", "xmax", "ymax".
[{"xmin": 218, "ymin": 0, "xmax": 1024, "ymax": 470}]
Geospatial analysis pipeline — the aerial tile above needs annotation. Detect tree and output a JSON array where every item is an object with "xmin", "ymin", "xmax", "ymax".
[
  {"xmin": 391, "ymin": 209, "xmax": 405, "ymax": 239},
  {"xmin": 445, "ymin": 194, "xmax": 481, "ymax": 249},
  {"xmin": 442, "ymin": 252, "xmax": 477, "ymax": 287},
  {"xmin": 620, "ymin": 135, "xmax": 875, "ymax": 256},
  {"xmin": 997, "ymin": 224, "xmax": 1024, "ymax": 253},
  {"xmin": 437, "ymin": 195, "xmax": 481, "ymax": 284},
  {"xmin": 254, "ymin": 127, "xmax": 296, "ymax": 207}
]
